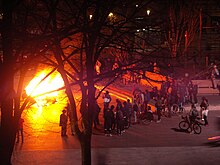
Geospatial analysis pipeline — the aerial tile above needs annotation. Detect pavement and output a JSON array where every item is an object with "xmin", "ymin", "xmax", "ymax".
[
  {"xmin": 12, "ymin": 146, "xmax": 220, "ymax": 165},
  {"xmin": 11, "ymin": 80, "xmax": 220, "ymax": 165}
]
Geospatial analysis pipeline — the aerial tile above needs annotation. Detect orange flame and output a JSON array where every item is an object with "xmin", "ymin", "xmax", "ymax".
[
  {"xmin": 25, "ymin": 70, "xmax": 65, "ymax": 107},
  {"xmin": 24, "ymin": 69, "xmax": 68, "ymax": 125}
]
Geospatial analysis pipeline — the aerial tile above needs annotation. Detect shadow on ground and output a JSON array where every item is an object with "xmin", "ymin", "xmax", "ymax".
[
  {"xmin": 203, "ymin": 141, "xmax": 220, "ymax": 147},
  {"xmin": 171, "ymin": 127, "xmax": 189, "ymax": 134}
]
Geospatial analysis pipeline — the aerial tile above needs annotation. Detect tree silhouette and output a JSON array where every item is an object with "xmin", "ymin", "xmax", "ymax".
[
  {"xmin": 165, "ymin": 0, "xmax": 199, "ymax": 61},
  {"xmin": 0, "ymin": 0, "xmax": 196, "ymax": 164}
]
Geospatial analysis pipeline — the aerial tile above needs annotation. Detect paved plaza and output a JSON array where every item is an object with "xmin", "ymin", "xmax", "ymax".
[{"xmin": 12, "ymin": 95, "xmax": 220, "ymax": 165}]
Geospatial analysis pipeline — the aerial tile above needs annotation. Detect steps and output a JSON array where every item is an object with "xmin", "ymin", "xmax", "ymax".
[{"xmin": 192, "ymin": 80, "xmax": 220, "ymax": 95}]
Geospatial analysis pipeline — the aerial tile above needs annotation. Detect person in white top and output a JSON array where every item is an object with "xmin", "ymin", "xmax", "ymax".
[{"xmin": 103, "ymin": 91, "xmax": 111, "ymax": 110}]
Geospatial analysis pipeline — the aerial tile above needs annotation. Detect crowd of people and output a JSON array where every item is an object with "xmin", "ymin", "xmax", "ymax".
[
  {"xmin": 101, "ymin": 91, "xmax": 133, "ymax": 136},
  {"xmin": 131, "ymin": 76, "xmax": 199, "ymax": 121},
  {"xmin": 58, "ymin": 64, "xmax": 220, "ymax": 137},
  {"xmin": 57, "ymin": 75, "xmax": 212, "ymax": 137},
  {"xmin": 98, "ymin": 76, "xmax": 211, "ymax": 136}
]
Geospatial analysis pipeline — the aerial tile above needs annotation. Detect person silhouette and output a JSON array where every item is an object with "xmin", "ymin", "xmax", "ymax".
[{"xmin": 59, "ymin": 110, "xmax": 68, "ymax": 136}]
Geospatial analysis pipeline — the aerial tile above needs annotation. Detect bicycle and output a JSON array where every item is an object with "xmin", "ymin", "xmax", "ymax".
[
  {"xmin": 137, "ymin": 111, "xmax": 154, "ymax": 125},
  {"xmin": 178, "ymin": 115, "xmax": 203, "ymax": 134}
]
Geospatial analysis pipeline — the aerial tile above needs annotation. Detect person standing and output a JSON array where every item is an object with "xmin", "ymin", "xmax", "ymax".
[
  {"xmin": 155, "ymin": 96, "xmax": 162, "ymax": 123},
  {"xmin": 133, "ymin": 101, "xmax": 139, "ymax": 124},
  {"xmin": 116, "ymin": 99, "xmax": 122, "ymax": 112},
  {"xmin": 211, "ymin": 64, "xmax": 219, "ymax": 89},
  {"xmin": 16, "ymin": 117, "xmax": 24, "ymax": 143},
  {"xmin": 115, "ymin": 106, "xmax": 124, "ymax": 135},
  {"xmin": 103, "ymin": 91, "xmax": 111, "ymax": 110},
  {"xmin": 59, "ymin": 110, "xmax": 68, "ymax": 136},
  {"xmin": 93, "ymin": 101, "xmax": 101, "ymax": 129},
  {"xmin": 104, "ymin": 105, "xmax": 114, "ymax": 136},
  {"xmin": 200, "ymin": 97, "xmax": 209, "ymax": 126},
  {"xmin": 144, "ymin": 89, "xmax": 151, "ymax": 111},
  {"xmin": 202, "ymin": 107, "xmax": 209, "ymax": 126}
]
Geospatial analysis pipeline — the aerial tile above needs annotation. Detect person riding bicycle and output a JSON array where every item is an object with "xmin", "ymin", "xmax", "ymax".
[{"xmin": 189, "ymin": 103, "xmax": 199, "ymax": 134}]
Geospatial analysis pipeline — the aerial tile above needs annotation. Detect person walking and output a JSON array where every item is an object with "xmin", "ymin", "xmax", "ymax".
[
  {"xmin": 187, "ymin": 81, "xmax": 194, "ymax": 103},
  {"xmin": 115, "ymin": 106, "xmax": 124, "ymax": 135},
  {"xmin": 16, "ymin": 117, "xmax": 24, "ymax": 143},
  {"xmin": 127, "ymin": 99, "xmax": 133, "ymax": 127},
  {"xmin": 144, "ymin": 89, "xmax": 151, "ymax": 111},
  {"xmin": 192, "ymin": 84, "xmax": 198, "ymax": 104},
  {"xmin": 122, "ymin": 101, "xmax": 129, "ymax": 129},
  {"xmin": 59, "ymin": 110, "xmax": 68, "ymax": 136}
]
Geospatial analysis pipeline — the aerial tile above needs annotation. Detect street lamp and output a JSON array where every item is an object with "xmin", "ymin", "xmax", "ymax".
[
  {"xmin": 108, "ymin": 12, "xmax": 116, "ymax": 23},
  {"xmin": 147, "ymin": 9, "xmax": 151, "ymax": 16},
  {"xmin": 108, "ymin": 12, "xmax": 113, "ymax": 17}
]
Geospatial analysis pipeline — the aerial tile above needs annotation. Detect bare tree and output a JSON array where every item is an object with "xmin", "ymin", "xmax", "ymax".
[
  {"xmin": 0, "ymin": 0, "xmax": 161, "ymax": 164},
  {"xmin": 165, "ymin": 0, "xmax": 199, "ymax": 62},
  {"xmin": 47, "ymin": 1, "xmax": 156, "ymax": 165},
  {"xmin": 0, "ymin": 1, "xmax": 57, "ymax": 164}
]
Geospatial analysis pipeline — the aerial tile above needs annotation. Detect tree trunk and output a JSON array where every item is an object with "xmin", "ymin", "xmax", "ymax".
[
  {"xmin": 80, "ymin": 134, "xmax": 92, "ymax": 165},
  {"xmin": 0, "ymin": 115, "xmax": 17, "ymax": 165},
  {"xmin": 0, "ymin": 1, "xmax": 17, "ymax": 164}
]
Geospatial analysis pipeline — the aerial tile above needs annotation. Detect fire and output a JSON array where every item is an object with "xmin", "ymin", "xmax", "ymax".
[
  {"xmin": 24, "ymin": 69, "xmax": 68, "ymax": 127},
  {"xmin": 25, "ymin": 69, "xmax": 65, "ymax": 107}
]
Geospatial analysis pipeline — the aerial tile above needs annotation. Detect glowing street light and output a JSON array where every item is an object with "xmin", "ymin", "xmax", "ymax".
[
  {"xmin": 108, "ymin": 12, "xmax": 113, "ymax": 17},
  {"xmin": 147, "ymin": 9, "xmax": 151, "ymax": 16}
]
